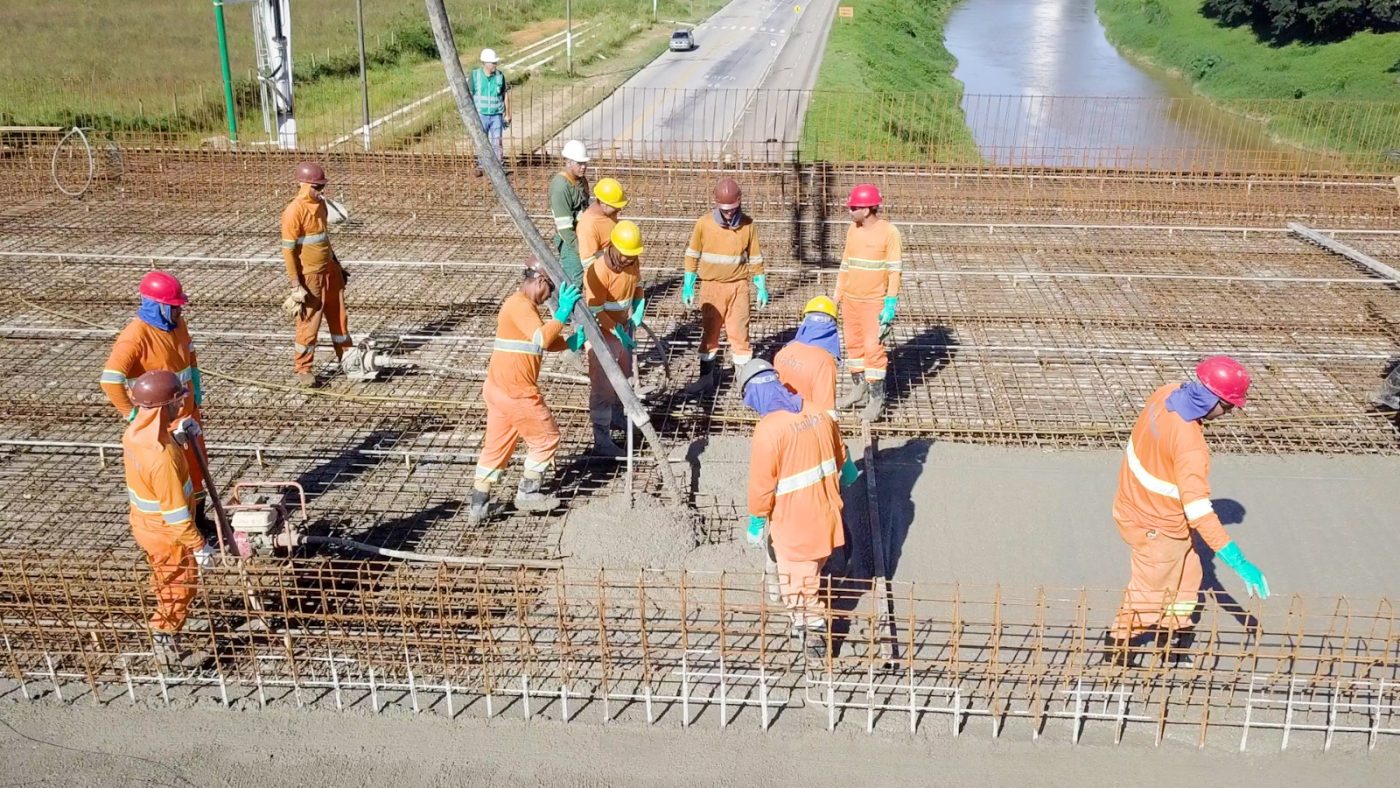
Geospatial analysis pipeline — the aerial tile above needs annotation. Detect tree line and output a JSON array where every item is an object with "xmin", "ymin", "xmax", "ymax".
[{"xmin": 1203, "ymin": 0, "xmax": 1400, "ymax": 43}]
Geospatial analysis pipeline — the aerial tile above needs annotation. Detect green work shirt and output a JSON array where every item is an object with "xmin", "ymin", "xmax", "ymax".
[
  {"xmin": 548, "ymin": 172, "xmax": 591, "ymax": 243},
  {"xmin": 470, "ymin": 67, "xmax": 508, "ymax": 115}
]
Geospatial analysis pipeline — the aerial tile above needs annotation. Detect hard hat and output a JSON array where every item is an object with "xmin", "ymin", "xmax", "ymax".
[
  {"xmin": 713, "ymin": 177, "xmax": 742, "ymax": 210},
  {"xmin": 129, "ymin": 370, "xmax": 188, "ymax": 409},
  {"xmin": 1196, "ymin": 355, "xmax": 1250, "ymax": 408},
  {"xmin": 295, "ymin": 161, "xmax": 327, "ymax": 186},
  {"xmin": 847, "ymin": 183, "xmax": 882, "ymax": 208},
  {"xmin": 522, "ymin": 256, "xmax": 553, "ymax": 282},
  {"xmin": 562, "ymin": 139, "xmax": 589, "ymax": 163},
  {"xmin": 736, "ymin": 359, "xmax": 777, "ymax": 394},
  {"xmin": 802, "ymin": 295, "xmax": 837, "ymax": 319},
  {"xmin": 610, "ymin": 220, "xmax": 644, "ymax": 257},
  {"xmin": 138, "ymin": 270, "xmax": 188, "ymax": 306},
  {"xmin": 594, "ymin": 177, "xmax": 628, "ymax": 209},
  {"xmin": 481, "ymin": 48, "xmax": 499, "ymax": 63}
]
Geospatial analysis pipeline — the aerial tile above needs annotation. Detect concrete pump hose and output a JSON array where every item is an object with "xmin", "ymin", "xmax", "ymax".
[{"xmin": 304, "ymin": 535, "xmax": 562, "ymax": 569}]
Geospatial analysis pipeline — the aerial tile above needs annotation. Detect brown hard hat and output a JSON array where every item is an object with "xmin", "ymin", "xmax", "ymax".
[
  {"xmin": 295, "ymin": 161, "xmax": 328, "ymax": 186},
  {"xmin": 713, "ymin": 177, "xmax": 741, "ymax": 209},
  {"xmin": 129, "ymin": 370, "xmax": 187, "ymax": 409}
]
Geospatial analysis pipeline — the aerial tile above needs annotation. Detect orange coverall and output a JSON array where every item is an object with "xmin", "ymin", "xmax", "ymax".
[
  {"xmin": 1111, "ymin": 383, "xmax": 1232, "ymax": 639},
  {"xmin": 123, "ymin": 408, "xmax": 205, "ymax": 634},
  {"xmin": 685, "ymin": 212, "xmax": 764, "ymax": 365},
  {"xmin": 576, "ymin": 204, "xmax": 618, "ymax": 262},
  {"xmin": 584, "ymin": 253, "xmax": 642, "ymax": 410},
  {"xmin": 475, "ymin": 292, "xmax": 568, "ymax": 486},
  {"xmin": 101, "ymin": 319, "xmax": 207, "ymax": 501},
  {"xmin": 282, "ymin": 183, "xmax": 350, "ymax": 373},
  {"xmin": 748, "ymin": 409, "xmax": 847, "ymax": 627},
  {"xmin": 774, "ymin": 340, "xmax": 838, "ymax": 419},
  {"xmin": 835, "ymin": 218, "xmax": 902, "ymax": 382}
]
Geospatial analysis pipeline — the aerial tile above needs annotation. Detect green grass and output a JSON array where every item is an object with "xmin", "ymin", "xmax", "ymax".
[
  {"xmin": 1096, "ymin": 0, "xmax": 1400, "ymax": 156},
  {"xmin": 799, "ymin": 0, "xmax": 979, "ymax": 162}
]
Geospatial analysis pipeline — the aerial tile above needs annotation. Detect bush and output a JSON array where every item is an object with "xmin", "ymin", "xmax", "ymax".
[{"xmin": 1202, "ymin": 0, "xmax": 1400, "ymax": 43}]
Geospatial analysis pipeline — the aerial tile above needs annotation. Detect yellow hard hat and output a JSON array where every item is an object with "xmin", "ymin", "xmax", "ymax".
[
  {"xmin": 610, "ymin": 220, "xmax": 644, "ymax": 257},
  {"xmin": 803, "ymin": 295, "xmax": 837, "ymax": 318},
  {"xmin": 593, "ymin": 177, "xmax": 628, "ymax": 209}
]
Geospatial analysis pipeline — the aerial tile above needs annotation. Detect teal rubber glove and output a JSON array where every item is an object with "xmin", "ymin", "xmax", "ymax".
[
  {"xmin": 746, "ymin": 515, "xmax": 767, "ymax": 545},
  {"xmin": 566, "ymin": 331, "xmax": 587, "ymax": 352},
  {"xmin": 552, "ymin": 280, "xmax": 582, "ymax": 323},
  {"xmin": 839, "ymin": 455, "xmax": 858, "ymax": 488},
  {"xmin": 753, "ymin": 274, "xmax": 770, "ymax": 308},
  {"xmin": 879, "ymin": 295, "xmax": 898, "ymax": 325},
  {"xmin": 682, "ymin": 271, "xmax": 698, "ymax": 307},
  {"xmin": 191, "ymin": 367, "xmax": 204, "ymax": 407},
  {"xmin": 613, "ymin": 324, "xmax": 636, "ymax": 352},
  {"xmin": 125, "ymin": 406, "xmax": 138, "ymax": 423},
  {"xmin": 630, "ymin": 295, "xmax": 647, "ymax": 328},
  {"xmin": 1217, "ymin": 542, "xmax": 1270, "ymax": 600}
]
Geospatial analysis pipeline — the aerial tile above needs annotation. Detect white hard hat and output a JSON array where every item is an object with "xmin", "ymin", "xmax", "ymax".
[
  {"xmin": 480, "ymin": 48, "xmax": 499, "ymax": 63},
  {"xmin": 562, "ymin": 140, "xmax": 589, "ymax": 163}
]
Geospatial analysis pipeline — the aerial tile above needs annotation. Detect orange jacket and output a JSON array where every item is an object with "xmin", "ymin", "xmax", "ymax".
[
  {"xmin": 836, "ymin": 217, "xmax": 902, "ymax": 302},
  {"xmin": 1114, "ymin": 383, "xmax": 1230, "ymax": 550},
  {"xmin": 486, "ymin": 291, "xmax": 567, "ymax": 398},
  {"xmin": 100, "ymin": 318, "xmax": 201, "ymax": 425},
  {"xmin": 281, "ymin": 184, "xmax": 338, "ymax": 283},
  {"xmin": 684, "ymin": 212, "xmax": 764, "ymax": 283},
  {"xmin": 576, "ymin": 204, "xmax": 617, "ymax": 261},
  {"xmin": 123, "ymin": 408, "xmax": 204, "ymax": 550},
  {"xmin": 775, "ymin": 341, "xmax": 837, "ymax": 417},
  {"xmin": 585, "ymin": 255, "xmax": 643, "ymax": 333},
  {"xmin": 748, "ymin": 409, "xmax": 847, "ymax": 561}
]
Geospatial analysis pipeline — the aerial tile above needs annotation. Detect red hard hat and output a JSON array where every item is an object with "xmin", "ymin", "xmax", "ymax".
[
  {"xmin": 129, "ymin": 370, "xmax": 188, "ymax": 409},
  {"xmin": 295, "ymin": 161, "xmax": 328, "ymax": 186},
  {"xmin": 713, "ymin": 177, "xmax": 742, "ymax": 209},
  {"xmin": 847, "ymin": 183, "xmax": 882, "ymax": 209},
  {"xmin": 138, "ymin": 270, "xmax": 188, "ymax": 306},
  {"xmin": 1196, "ymin": 355, "xmax": 1250, "ymax": 408}
]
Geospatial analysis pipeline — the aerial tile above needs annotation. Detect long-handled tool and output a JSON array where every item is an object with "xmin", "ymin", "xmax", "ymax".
[
  {"xmin": 861, "ymin": 421, "xmax": 900, "ymax": 665},
  {"xmin": 174, "ymin": 424, "xmax": 239, "ymax": 557}
]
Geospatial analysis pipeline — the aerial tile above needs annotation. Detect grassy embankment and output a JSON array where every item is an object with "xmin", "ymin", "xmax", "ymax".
[
  {"xmin": 799, "ymin": 0, "xmax": 979, "ymax": 163},
  {"xmin": 1096, "ymin": 0, "xmax": 1400, "ymax": 158}
]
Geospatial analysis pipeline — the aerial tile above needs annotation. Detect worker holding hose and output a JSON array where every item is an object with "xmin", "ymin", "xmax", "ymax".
[
  {"xmin": 122, "ymin": 370, "xmax": 216, "ymax": 669},
  {"xmin": 469, "ymin": 259, "xmax": 583, "ymax": 524},
  {"xmin": 101, "ymin": 270, "xmax": 217, "ymax": 546},
  {"xmin": 281, "ymin": 162, "xmax": 350, "ymax": 388},
  {"xmin": 740, "ymin": 360, "xmax": 857, "ymax": 661},
  {"xmin": 833, "ymin": 183, "xmax": 901, "ymax": 423},
  {"xmin": 577, "ymin": 220, "xmax": 646, "ymax": 458},
  {"xmin": 1103, "ymin": 356, "xmax": 1271, "ymax": 667},
  {"xmin": 576, "ymin": 177, "xmax": 629, "ymax": 263},
  {"xmin": 549, "ymin": 140, "xmax": 592, "ymax": 286},
  {"xmin": 775, "ymin": 296, "xmax": 840, "ymax": 419},
  {"xmin": 680, "ymin": 177, "xmax": 767, "ymax": 397}
]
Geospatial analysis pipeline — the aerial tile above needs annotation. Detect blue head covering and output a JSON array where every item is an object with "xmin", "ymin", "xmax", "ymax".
[
  {"xmin": 742, "ymin": 373, "xmax": 804, "ymax": 417},
  {"xmin": 136, "ymin": 297, "xmax": 177, "ymax": 332},
  {"xmin": 1165, "ymin": 380, "xmax": 1219, "ymax": 422},
  {"xmin": 793, "ymin": 313, "xmax": 840, "ymax": 362}
]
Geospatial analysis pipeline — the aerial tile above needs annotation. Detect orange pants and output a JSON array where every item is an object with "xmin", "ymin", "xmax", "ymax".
[
  {"xmin": 475, "ymin": 384, "xmax": 561, "ymax": 486},
  {"xmin": 840, "ymin": 298, "xmax": 886, "ymax": 381},
  {"xmin": 588, "ymin": 330, "xmax": 633, "ymax": 411},
  {"xmin": 294, "ymin": 267, "xmax": 351, "ymax": 373},
  {"xmin": 699, "ymin": 279, "xmax": 752, "ymax": 364},
  {"xmin": 1111, "ymin": 519, "xmax": 1202, "ymax": 639},
  {"xmin": 131, "ymin": 520, "xmax": 202, "ymax": 634}
]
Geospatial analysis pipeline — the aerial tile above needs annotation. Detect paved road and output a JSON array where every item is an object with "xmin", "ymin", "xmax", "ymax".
[{"xmin": 551, "ymin": 0, "xmax": 839, "ymax": 161}]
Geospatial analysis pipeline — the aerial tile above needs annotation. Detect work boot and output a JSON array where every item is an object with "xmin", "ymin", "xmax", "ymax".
[
  {"xmin": 682, "ymin": 358, "xmax": 718, "ymax": 398},
  {"xmin": 860, "ymin": 378, "xmax": 886, "ymax": 423},
  {"xmin": 800, "ymin": 626, "xmax": 828, "ymax": 662},
  {"xmin": 1161, "ymin": 628, "xmax": 1197, "ymax": 668},
  {"xmin": 514, "ymin": 475, "xmax": 560, "ymax": 513},
  {"xmin": 590, "ymin": 407, "xmax": 626, "ymax": 458},
  {"xmin": 835, "ymin": 371, "xmax": 868, "ymax": 410},
  {"xmin": 152, "ymin": 632, "xmax": 186, "ymax": 671},
  {"xmin": 1096, "ymin": 631, "xmax": 1138, "ymax": 668},
  {"xmin": 467, "ymin": 489, "xmax": 491, "ymax": 525},
  {"xmin": 295, "ymin": 371, "xmax": 316, "ymax": 388}
]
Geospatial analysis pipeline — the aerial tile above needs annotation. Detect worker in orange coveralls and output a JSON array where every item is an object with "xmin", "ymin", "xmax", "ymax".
[
  {"xmin": 101, "ymin": 270, "xmax": 216, "ymax": 545},
  {"xmin": 468, "ymin": 260, "xmax": 583, "ymax": 524},
  {"xmin": 280, "ymin": 161, "xmax": 349, "ymax": 387},
  {"xmin": 576, "ymin": 177, "xmax": 628, "ymax": 263},
  {"xmin": 775, "ymin": 296, "xmax": 840, "ymax": 420},
  {"xmin": 740, "ymin": 359, "xmax": 858, "ymax": 660},
  {"xmin": 1104, "ymin": 356, "xmax": 1270, "ymax": 667},
  {"xmin": 833, "ymin": 183, "xmax": 902, "ymax": 423},
  {"xmin": 123, "ymin": 370, "xmax": 216, "ymax": 669},
  {"xmin": 575, "ymin": 220, "xmax": 646, "ymax": 459}
]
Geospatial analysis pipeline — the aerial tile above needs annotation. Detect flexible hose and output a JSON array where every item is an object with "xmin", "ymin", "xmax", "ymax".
[
  {"xmin": 304, "ymin": 535, "xmax": 561, "ymax": 569},
  {"xmin": 51, "ymin": 126, "xmax": 95, "ymax": 197}
]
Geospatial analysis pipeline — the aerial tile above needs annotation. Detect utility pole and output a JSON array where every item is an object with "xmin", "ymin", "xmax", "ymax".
[
  {"xmin": 355, "ymin": 0, "xmax": 371, "ymax": 150},
  {"xmin": 212, "ymin": 0, "xmax": 239, "ymax": 145},
  {"xmin": 653, "ymin": 0, "xmax": 658, "ymax": 22},
  {"xmin": 566, "ymin": 0, "xmax": 574, "ymax": 76}
]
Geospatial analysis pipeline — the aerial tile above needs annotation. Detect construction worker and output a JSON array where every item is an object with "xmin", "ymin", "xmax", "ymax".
[
  {"xmin": 1104, "ymin": 356, "xmax": 1270, "ymax": 667},
  {"xmin": 123, "ymin": 370, "xmax": 215, "ymax": 668},
  {"xmin": 833, "ymin": 183, "xmax": 901, "ymax": 423},
  {"xmin": 280, "ymin": 162, "xmax": 350, "ymax": 387},
  {"xmin": 577, "ymin": 177, "xmax": 628, "ymax": 263},
  {"xmin": 775, "ymin": 296, "xmax": 840, "ymax": 419},
  {"xmin": 549, "ymin": 140, "xmax": 592, "ymax": 286},
  {"xmin": 576, "ymin": 220, "xmax": 646, "ymax": 457},
  {"xmin": 469, "ymin": 260, "xmax": 583, "ymax": 523},
  {"xmin": 470, "ymin": 48, "xmax": 511, "ymax": 166},
  {"xmin": 101, "ymin": 270, "xmax": 216, "ymax": 545},
  {"xmin": 741, "ymin": 359, "xmax": 857, "ymax": 659},
  {"xmin": 681, "ymin": 177, "xmax": 767, "ymax": 396}
]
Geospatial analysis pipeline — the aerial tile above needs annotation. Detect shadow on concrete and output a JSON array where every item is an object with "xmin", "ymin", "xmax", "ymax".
[{"xmin": 1192, "ymin": 498, "xmax": 1260, "ymax": 632}]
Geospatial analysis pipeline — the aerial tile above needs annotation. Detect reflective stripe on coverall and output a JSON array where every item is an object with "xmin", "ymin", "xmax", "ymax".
[
  {"xmin": 835, "ymin": 218, "xmax": 901, "ymax": 382},
  {"xmin": 685, "ymin": 212, "xmax": 764, "ymax": 365},
  {"xmin": 282, "ymin": 184, "xmax": 350, "ymax": 371}
]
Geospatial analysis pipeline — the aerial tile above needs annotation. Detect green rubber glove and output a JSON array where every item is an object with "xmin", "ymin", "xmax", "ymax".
[
  {"xmin": 191, "ymin": 367, "xmax": 204, "ymax": 408},
  {"xmin": 879, "ymin": 295, "xmax": 898, "ymax": 325},
  {"xmin": 753, "ymin": 274, "xmax": 770, "ymax": 308},
  {"xmin": 566, "ymin": 331, "xmax": 587, "ymax": 352},
  {"xmin": 125, "ymin": 406, "xmax": 138, "ymax": 423},
  {"xmin": 839, "ymin": 455, "xmax": 858, "ymax": 488},
  {"xmin": 613, "ymin": 324, "xmax": 636, "ymax": 352},
  {"xmin": 630, "ymin": 295, "xmax": 647, "ymax": 328},
  {"xmin": 552, "ymin": 281, "xmax": 582, "ymax": 323},
  {"xmin": 1217, "ymin": 542, "xmax": 1270, "ymax": 600},
  {"xmin": 682, "ymin": 272, "xmax": 698, "ymax": 307},
  {"xmin": 746, "ymin": 515, "xmax": 767, "ymax": 545}
]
